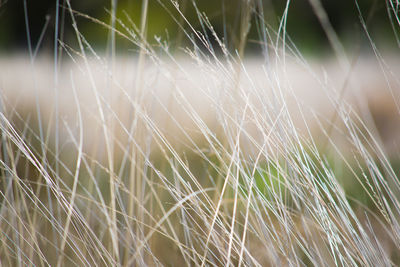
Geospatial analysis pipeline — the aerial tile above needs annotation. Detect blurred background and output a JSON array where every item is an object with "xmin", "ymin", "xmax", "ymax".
[{"xmin": 0, "ymin": 0, "xmax": 396, "ymax": 56}]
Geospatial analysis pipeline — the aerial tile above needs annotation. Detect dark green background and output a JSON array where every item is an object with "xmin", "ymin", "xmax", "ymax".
[{"xmin": 0, "ymin": 0, "xmax": 394, "ymax": 55}]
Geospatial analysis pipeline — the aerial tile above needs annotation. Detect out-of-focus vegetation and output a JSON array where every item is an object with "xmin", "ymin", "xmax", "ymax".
[{"xmin": 0, "ymin": 0, "xmax": 395, "ymax": 54}]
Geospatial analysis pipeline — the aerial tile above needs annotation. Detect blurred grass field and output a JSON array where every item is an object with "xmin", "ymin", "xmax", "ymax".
[{"xmin": 1, "ymin": 0, "xmax": 400, "ymax": 266}]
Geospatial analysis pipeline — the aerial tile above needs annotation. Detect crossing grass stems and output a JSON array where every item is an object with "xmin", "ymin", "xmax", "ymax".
[{"xmin": 1, "ymin": 0, "xmax": 400, "ymax": 266}]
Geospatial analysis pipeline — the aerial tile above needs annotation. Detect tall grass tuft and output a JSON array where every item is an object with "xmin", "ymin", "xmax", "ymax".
[{"xmin": 1, "ymin": 0, "xmax": 400, "ymax": 266}]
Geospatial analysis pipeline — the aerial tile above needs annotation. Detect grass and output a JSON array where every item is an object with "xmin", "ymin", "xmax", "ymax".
[{"xmin": 1, "ymin": 0, "xmax": 400, "ymax": 266}]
